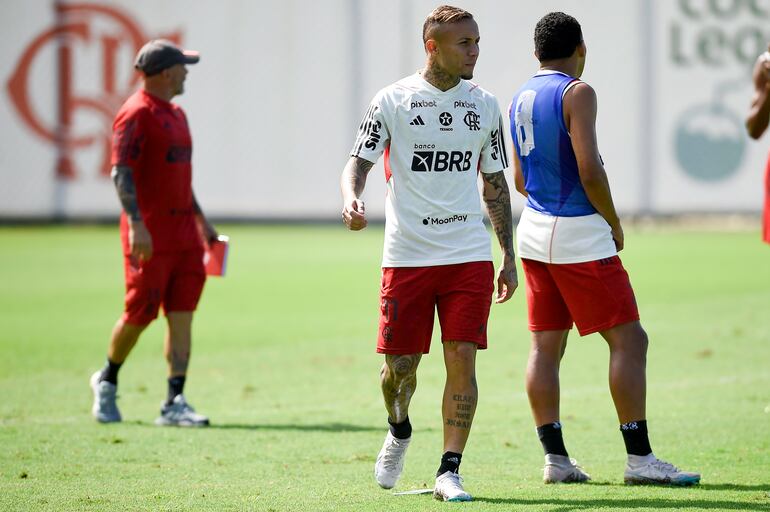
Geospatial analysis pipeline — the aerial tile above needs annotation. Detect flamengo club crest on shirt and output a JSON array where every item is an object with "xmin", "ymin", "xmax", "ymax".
[{"xmin": 6, "ymin": 3, "xmax": 184, "ymax": 180}]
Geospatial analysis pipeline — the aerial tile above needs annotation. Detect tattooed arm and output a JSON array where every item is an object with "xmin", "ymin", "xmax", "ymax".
[
  {"xmin": 192, "ymin": 192, "xmax": 218, "ymax": 244},
  {"xmin": 340, "ymin": 156, "xmax": 374, "ymax": 231},
  {"xmin": 481, "ymin": 170, "xmax": 518, "ymax": 303},
  {"xmin": 111, "ymin": 164, "xmax": 152, "ymax": 260}
]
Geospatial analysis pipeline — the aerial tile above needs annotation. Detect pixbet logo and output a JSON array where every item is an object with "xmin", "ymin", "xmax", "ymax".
[
  {"xmin": 6, "ymin": 3, "xmax": 182, "ymax": 179},
  {"xmin": 411, "ymin": 151, "xmax": 472, "ymax": 172},
  {"xmin": 410, "ymin": 99, "xmax": 437, "ymax": 109},
  {"xmin": 454, "ymin": 100, "xmax": 477, "ymax": 110},
  {"xmin": 422, "ymin": 214, "xmax": 468, "ymax": 226}
]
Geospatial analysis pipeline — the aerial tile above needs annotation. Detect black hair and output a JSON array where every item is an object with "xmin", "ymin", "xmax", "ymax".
[{"xmin": 534, "ymin": 12, "xmax": 582, "ymax": 61}]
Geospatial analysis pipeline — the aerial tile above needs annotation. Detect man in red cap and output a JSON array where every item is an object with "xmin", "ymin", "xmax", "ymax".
[{"xmin": 90, "ymin": 39, "xmax": 217, "ymax": 427}]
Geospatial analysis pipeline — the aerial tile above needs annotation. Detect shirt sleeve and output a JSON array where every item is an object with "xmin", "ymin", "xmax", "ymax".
[
  {"xmin": 479, "ymin": 105, "xmax": 509, "ymax": 174},
  {"xmin": 111, "ymin": 107, "xmax": 146, "ymax": 169},
  {"xmin": 349, "ymin": 93, "xmax": 391, "ymax": 164}
]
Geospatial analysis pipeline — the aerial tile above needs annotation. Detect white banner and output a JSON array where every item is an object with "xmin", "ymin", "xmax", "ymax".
[
  {"xmin": 0, "ymin": 0, "xmax": 765, "ymax": 218},
  {"xmin": 651, "ymin": 0, "xmax": 769, "ymax": 212}
]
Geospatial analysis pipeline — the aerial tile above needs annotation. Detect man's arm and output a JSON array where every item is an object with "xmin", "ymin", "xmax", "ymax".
[
  {"xmin": 111, "ymin": 164, "xmax": 152, "ymax": 260},
  {"xmin": 746, "ymin": 48, "xmax": 770, "ymax": 140},
  {"xmin": 481, "ymin": 170, "xmax": 518, "ymax": 303},
  {"xmin": 564, "ymin": 82, "xmax": 624, "ymax": 251},
  {"xmin": 340, "ymin": 156, "xmax": 374, "ymax": 231},
  {"xmin": 192, "ymin": 193, "xmax": 218, "ymax": 244},
  {"xmin": 512, "ymin": 151, "xmax": 528, "ymax": 198}
]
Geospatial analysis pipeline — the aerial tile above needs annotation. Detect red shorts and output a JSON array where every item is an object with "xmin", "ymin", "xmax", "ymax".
[
  {"xmin": 377, "ymin": 261, "xmax": 494, "ymax": 355},
  {"xmin": 123, "ymin": 248, "xmax": 206, "ymax": 325},
  {"xmin": 522, "ymin": 256, "xmax": 639, "ymax": 336},
  {"xmin": 763, "ymin": 157, "xmax": 770, "ymax": 244}
]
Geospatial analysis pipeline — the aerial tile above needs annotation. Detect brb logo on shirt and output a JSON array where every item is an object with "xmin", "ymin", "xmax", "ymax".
[{"xmin": 411, "ymin": 145, "xmax": 473, "ymax": 172}]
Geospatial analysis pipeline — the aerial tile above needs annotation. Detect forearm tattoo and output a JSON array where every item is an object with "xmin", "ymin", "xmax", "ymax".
[
  {"xmin": 482, "ymin": 171, "xmax": 515, "ymax": 258},
  {"xmin": 381, "ymin": 354, "xmax": 421, "ymax": 424},
  {"xmin": 111, "ymin": 165, "xmax": 141, "ymax": 221},
  {"xmin": 342, "ymin": 157, "xmax": 374, "ymax": 198}
]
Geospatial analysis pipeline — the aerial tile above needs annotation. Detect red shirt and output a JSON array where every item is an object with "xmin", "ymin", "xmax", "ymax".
[{"xmin": 111, "ymin": 89, "xmax": 202, "ymax": 253}]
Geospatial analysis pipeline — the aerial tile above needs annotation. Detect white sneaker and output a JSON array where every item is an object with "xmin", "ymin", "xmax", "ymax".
[
  {"xmin": 374, "ymin": 431, "xmax": 410, "ymax": 489},
  {"xmin": 543, "ymin": 453, "xmax": 591, "ymax": 483},
  {"xmin": 624, "ymin": 455, "xmax": 701, "ymax": 486},
  {"xmin": 154, "ymin": 394, "xmax": 209, "ymax": 427},
  {"xmin": 433, "ymin": 471, "xmax": 472, "ymax": 502},
  {"xmin": 90, "ymin": 371, "xmax": 121, "ymax": 423}
]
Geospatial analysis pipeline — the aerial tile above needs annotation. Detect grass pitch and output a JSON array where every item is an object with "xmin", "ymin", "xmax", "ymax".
[{"xmin": 0, "ymin": 224, "xmax": 769, "ymax": 511}]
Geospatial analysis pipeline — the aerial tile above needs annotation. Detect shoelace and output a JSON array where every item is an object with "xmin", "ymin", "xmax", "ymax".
[
  {"xmin": 100, "ymin": 387, "xmax": 117, "ymax": 403},
  {"xmin": 441, "ymin": 472, "xmax": 464, "ymax": 487},
  {"xmin": 652, "ymin": 459, "xmax": 678, "ymax": 473},
  {"xmin": 381, "ymin": 439, "xmax": 407, "ymax": 470},
  {"xmin": 437, "ymin": 472, "xmax": 468, "ymax": 497}
]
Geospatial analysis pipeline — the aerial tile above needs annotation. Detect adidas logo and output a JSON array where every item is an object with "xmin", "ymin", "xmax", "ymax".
[{"xmin": 410, "ymin": 115, "xmax": 425, "ymax": 126}]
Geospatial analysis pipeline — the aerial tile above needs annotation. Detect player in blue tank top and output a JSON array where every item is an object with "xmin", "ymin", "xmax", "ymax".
[
  {"xmin": 509, "ymin": 11, "xmax": 701, "ymax": 487},
  {"xmin": 511, "ymin": 71, "xmax": 596, "ymax": 217}
]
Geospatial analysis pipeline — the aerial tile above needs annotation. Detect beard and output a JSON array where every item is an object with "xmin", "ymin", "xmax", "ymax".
[{"xmin": 460, "ymin": 72, "xmax": 474, "ymax": 80}]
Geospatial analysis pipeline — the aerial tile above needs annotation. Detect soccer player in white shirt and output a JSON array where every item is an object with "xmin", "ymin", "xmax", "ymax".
[{"xmin": 340, "ymin": 5, "xmax": 517, "ymax": 502}]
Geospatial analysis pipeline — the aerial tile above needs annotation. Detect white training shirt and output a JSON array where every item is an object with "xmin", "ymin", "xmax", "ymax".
[
  {"xmin": 351, "ymin": 73, "xmax": 508, "ymax": 267},
  {"xmin": 516, "ymin": 207, "xmax": 617, "ymax": 264}
]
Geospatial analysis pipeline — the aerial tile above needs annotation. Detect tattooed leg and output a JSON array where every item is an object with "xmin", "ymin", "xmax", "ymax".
[
  {"xmin": 165, "ymin": 312, "xmax": 192, "ymax": 377},
  {"xmin": 380, "ymin": 354, "xmax": 422, "ymax": 423},
  {"xmin": 442, "ymin": 341, "xmax": 478, "ymax": 453}
]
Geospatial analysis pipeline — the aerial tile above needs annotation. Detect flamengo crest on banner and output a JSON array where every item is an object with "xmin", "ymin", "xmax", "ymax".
[{"xmin": 6, "ymin": 3, "xmax": 183, "ymax": 179}]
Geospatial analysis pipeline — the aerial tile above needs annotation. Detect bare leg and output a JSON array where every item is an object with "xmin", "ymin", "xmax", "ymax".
[
  {"xmin": 165, "ymin": 312, "xmax": 193, "ymax": 377},
  {"xmin": 381, "ymin": 353, "xmax": 422, "ymax": 423},
  {"xmin": 107, "ymin": 318, "xmax": 148, "ymax": 363},
  {"xmin": 442, "ymin": 341, "xmax": 478, "ymax": 454},
  {"xmin": 601, "ymin": 321, "xmax": 648, "ymax": 423},
  {"xmin": 525, "ymin": 330, "xmax": 569, "ymax": 426}
]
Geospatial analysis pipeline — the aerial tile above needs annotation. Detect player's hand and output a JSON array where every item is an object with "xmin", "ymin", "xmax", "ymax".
[
  {"xmin": 495, "ymin": 254, "xmax": 518, "ymax": 304},
  {"xmin": 129, "ymin": 219, "xmax": 153, "ymax": 261},
  {"xmin": 612, "ymin": 224, "xmax": 624, "ymax": 252},
  {"xmin": 201, "ymin": 218, "xmax": 219, "ymax": 245},
  {"xmin": 759, "ymin": 45, "xmax": 770, "ymax": 85},
  {"xmin": 342, "ymin": 199, "xmax": 367, "ymax": 231}
]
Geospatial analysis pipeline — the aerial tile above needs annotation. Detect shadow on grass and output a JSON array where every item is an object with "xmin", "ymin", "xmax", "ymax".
[
  {"xmin": 126, "ymin": 420, "xmax": 438, "ymax": 433},
  {"xmin": 473, "ymin": 496, "xmax": 770, "ymax": 511},
  {"xmin": 203, "ymin": 422, "xmax": 383, "ymax": 432},
  {"xmin": 584, "ymin": 481, "xmax": 770, "ymax": 492}
]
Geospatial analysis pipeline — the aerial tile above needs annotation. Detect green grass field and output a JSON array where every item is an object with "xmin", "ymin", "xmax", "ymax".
[{"xmin": 1, "ymin": 224, "xmax": 769, "ymax": 511}]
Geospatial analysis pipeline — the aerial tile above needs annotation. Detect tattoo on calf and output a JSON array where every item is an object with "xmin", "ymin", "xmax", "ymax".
[
  {"xmin": 382, "ymin": 354, "xmax": 421, "ymax": 423},
  {"xmin": 446, "ymin": 394, "xmax": 476, "ymax": 429}
]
